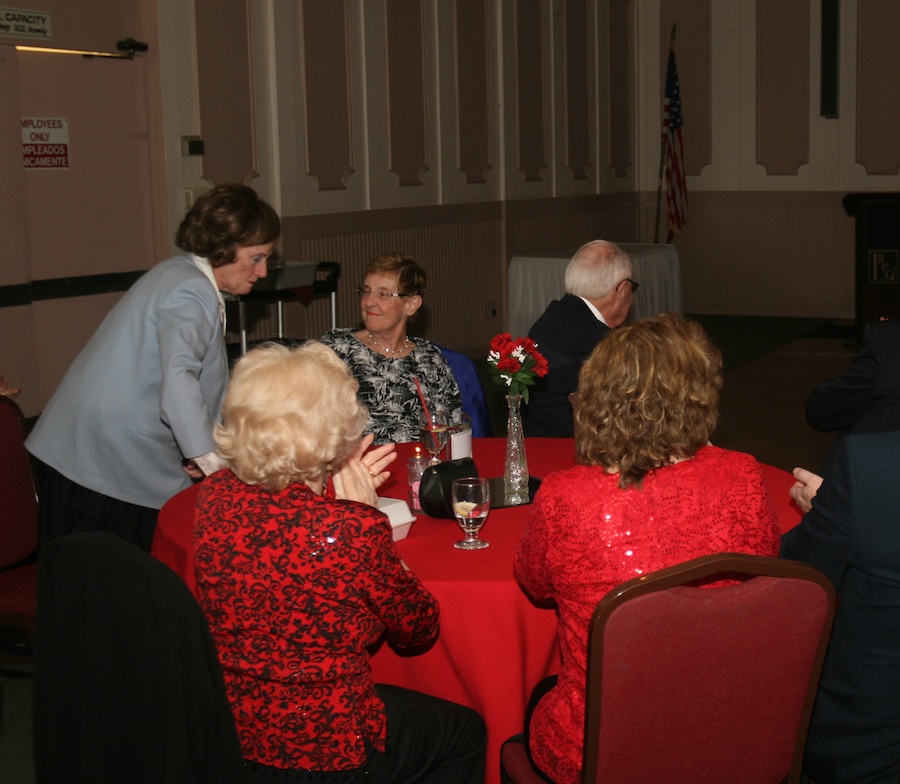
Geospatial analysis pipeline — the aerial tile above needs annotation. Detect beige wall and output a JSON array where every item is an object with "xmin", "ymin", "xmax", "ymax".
[
  {"xmin": 667, "ymin": 192, "xmax": 855, "ymax": 317},
  {"xmin": 1, "ymin": 0, "xmax": 166, "ymax": 416},
  {"xmin": 232, "ymin": 0, "xmax": 895, "ymax": 332},
  {"xmin": 3, "ymin": 0, "xmax": 900, "ymax": 414}
]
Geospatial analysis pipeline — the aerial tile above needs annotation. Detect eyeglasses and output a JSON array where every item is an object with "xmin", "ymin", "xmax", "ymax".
[
  {"xmin": 616, "ymin": 278, "xmax": 640, "ymax": 293},
  {"xmin": 354, "ymin": 286, "xmax": 408, "ymax": 301}
]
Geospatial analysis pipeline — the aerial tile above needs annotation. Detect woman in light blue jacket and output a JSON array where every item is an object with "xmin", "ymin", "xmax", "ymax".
[{"xmin": 26, "ymin": 183, "xmax": 280, "ymax": 551}]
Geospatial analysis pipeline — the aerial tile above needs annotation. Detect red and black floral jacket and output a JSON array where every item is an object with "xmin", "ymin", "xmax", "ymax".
[{"xmin": 195, "ymin": 470, "xmax": 439, "ymax": 771}]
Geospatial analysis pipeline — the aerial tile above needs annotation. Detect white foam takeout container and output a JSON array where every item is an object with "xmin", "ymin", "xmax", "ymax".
[{"xmin": 377, "ymin": 497, "xmax": 416, "ymax": 542}]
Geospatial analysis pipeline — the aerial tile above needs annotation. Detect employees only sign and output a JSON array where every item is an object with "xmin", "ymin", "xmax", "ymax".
[{"xmin": 22, "ymin": 117, "xmax": 69, "ymax": 169}]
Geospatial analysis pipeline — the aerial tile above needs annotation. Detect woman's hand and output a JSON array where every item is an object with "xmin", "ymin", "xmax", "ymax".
[
  {"xmin": 182, "ymin": 460, "xmax": 205, "ymax": 480},
  {"xmin": 354, "ymin": 434, "xmax": 397, "ymax": 490},
  {"xmin": 0, "ymin": 371, "xmax": 20, "ymax": 400},
  {"xmin": 332, "ymin": 457, "xmax": 379, "ymax": 506},
  {"xmin": 789, "ymin": 466, "xmax": 823, "ymax": 514},
  {"xmin": 332, "ymin": 435, "xmax": 397, "ymax": 505}
]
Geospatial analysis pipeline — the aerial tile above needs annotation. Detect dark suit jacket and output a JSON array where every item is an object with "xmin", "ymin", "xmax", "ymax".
[
  {"xmin": 806, "ymin": 319, "xmax": 900, "ymax": 435},
  {"xmin": 525, "ymin": 294, "xmax": 611, "ymax": 438},
  {"xmin": 780, "ymin": 431, "xmax": 900, "ymax": 784}
]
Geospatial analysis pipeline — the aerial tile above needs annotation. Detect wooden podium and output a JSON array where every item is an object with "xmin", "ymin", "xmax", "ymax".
[{"xmin": 842, "ymin": 193, "xmax": 900, "ymax": 342}]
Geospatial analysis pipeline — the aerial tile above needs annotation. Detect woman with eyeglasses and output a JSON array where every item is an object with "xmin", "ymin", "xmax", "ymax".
[
  {"xmin": 26, "ymin": 183, "xmax": 280, "ymax": 552},
  {"xmin": 322, "ymin": 252, "xmax": 462, "ymax": 444}
]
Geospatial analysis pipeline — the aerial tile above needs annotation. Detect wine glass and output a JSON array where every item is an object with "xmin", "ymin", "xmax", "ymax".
[
  {"xmin": 451, "ymin": 477, "xmax": 491, "ymax": 550},
  {"xmin": 419, "ymin": 410, "xmax": 450, "ymax": 465}
]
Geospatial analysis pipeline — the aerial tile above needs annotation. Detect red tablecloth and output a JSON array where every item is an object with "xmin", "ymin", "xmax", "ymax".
[{"xmin": 152, "ymin": 438, "xmax": 802, "ymax": 784}]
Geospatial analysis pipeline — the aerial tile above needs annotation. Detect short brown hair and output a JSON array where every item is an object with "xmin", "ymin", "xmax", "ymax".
[
  {"xmin": 575, "ymin": 312, "xmax": 722, "ymax": 488},
  {"xmin": 175, "ymin": 183, "xmax": 280, "ymax": 267},
  {"xmin": 365, "ymin": 252, "xmax": 426, "ymax": 296}
]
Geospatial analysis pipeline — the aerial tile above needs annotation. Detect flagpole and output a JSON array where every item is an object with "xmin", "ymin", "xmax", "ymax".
[{"xmin": 654, "ymin": 24, "xmax": 677, "ymax": 244}]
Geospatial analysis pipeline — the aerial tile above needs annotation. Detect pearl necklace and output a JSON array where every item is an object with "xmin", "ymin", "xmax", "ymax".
[{"xmin": 368, "ymin": 331, "xmax": 412, "ymax": 356}]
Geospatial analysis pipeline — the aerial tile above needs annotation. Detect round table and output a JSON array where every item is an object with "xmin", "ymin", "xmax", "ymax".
[{"xmin": 152, "ymin": 438, "xmax": 802, "ymax": 784}]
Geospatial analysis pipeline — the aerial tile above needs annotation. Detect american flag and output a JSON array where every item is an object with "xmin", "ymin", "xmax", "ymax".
[{"xmin": 663, "ymin": 48, "xmax": 687, "ymax": 242}]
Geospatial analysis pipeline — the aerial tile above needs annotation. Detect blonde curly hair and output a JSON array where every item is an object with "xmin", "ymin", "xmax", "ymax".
[
  {"xmin": 575, "ymin": 313, "xmax": 722, "ymax": 488},
  {"xmin": 214, "ymin": 341, "xmax": 367, "ymax": 490}
]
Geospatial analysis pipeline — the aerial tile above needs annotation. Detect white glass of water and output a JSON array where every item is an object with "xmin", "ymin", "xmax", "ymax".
[{"xmin": 451, "ymin": 477, "xmax": 490, "ymax": 550}]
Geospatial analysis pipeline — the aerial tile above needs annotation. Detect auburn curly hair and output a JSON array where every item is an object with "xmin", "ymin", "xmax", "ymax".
[{"xmin": 575, "ymin": 312, "xmax": 722, "ymax": 489}]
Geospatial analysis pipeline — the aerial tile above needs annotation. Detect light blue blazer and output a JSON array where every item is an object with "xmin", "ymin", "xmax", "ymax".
[{"xmin": 27, "ymin": 255, "xmax": 228, "ymax": 509}]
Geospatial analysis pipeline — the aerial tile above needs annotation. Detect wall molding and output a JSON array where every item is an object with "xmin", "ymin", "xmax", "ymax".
[{"xmin": 0, "ymin": 271, "xmax": 145, "ymax": 308}]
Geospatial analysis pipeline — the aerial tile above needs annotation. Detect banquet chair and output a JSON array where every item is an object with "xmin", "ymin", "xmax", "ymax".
[
  {"xmin": 33, "ymin": 531, "xmax": 243, "ymax": 784},
  {"xmin": 500, "ymin": 553, "xmax": 836, "ymax": 784},
  {"xmin": 0, "ymin": 395, "xmax": 40, "ymax": 666},
  {"xmin": 437, "ymin": 345, "xmax": 493, "ymax": 436}
]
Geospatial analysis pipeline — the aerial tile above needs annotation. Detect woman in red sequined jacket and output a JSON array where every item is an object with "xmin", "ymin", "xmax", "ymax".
[
  {"xmin": 514, "ymin": 313, "xmax": 781, "ymax": 784},
  {"xmin": 195, "ymin": 341, "xmax": 485, "ymax": 784}
]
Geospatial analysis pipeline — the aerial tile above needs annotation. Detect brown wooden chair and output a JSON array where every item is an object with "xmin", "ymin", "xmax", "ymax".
[
  {"xmin": 501, "ymin": 553, "xmax": 836, "ymax": 784},
  {"xmin": 0, "ymin": 395, "xmax": 40, "ymax": 666}
]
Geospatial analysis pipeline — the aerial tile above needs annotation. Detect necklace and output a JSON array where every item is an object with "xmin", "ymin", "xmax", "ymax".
[{"xmin": 368, "ymin": 331, "xmax": 412, "ymax": 356}]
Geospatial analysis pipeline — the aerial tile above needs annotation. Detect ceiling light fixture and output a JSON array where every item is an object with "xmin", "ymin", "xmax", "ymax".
[{"xmin": 15, "ymin": 38, "xmax": 148, "ymax": 60}]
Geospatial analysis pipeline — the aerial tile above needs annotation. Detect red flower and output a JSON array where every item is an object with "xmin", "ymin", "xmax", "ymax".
[
  {"xmin": 497, "ymin": 356, "xmax": 522, "ymax": 373},
  {"xmin": 487, "ymin": 332, "xmax": 549, "ymax": 404},
  {"xmin": 490, "ymin": 332, "xmax": 513, "ymax": 353}
]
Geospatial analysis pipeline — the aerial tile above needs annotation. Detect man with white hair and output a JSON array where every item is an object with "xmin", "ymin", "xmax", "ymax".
[{"xmin": 525, "ymin": 240, "xmax": 635, "ymax": 437}]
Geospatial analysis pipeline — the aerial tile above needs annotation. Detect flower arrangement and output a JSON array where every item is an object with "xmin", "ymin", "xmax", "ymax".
[{"xmin": 487, "ymin": 333, "xmax": 549, "ymax": 404}]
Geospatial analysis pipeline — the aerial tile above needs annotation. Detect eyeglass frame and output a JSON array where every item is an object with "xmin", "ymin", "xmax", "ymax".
[
  {"xmin": 354, "ymin": 285, "xmax": 412, "ymax": 301},
  {"xmin": 616, "ymin": 278, "xmax": 640, "ymax": 293}
]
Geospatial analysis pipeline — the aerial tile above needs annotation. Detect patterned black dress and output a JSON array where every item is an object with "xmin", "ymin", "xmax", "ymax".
[{"xmin": 321, "ymin": 329, "xmax": 462, "ymax": 444}]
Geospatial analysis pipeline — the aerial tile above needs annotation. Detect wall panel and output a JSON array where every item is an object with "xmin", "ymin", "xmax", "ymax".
[
  {"xmin": 756, "ymin": 0, "xmax": 809, "ymax": 175},
  {"xmin": 438, "ymin": 0, "xmax": 501, "ymax": 204},
  {"xmin": 606, "ymin": 0, "xmax": 633, "ymax": 180},
  {"xmin": 563, "ymin": 0, "xmax": 591, "ymax": 181},
  {"xmin": 659, "ymin": 0, "xmax": 711, "ymax": 176},
  {"xmin": 385, "ymin": 0, "xmax": 429, "ymax": 186},
  {"xmin": 301, "ymin": 0, "xmax": 354, "ymax": 191},
  {"xmin": 365, "ymin": 0, "xmax": 440, "ymax": 208},
  {"xmin": 856, "ymin": 0, "xmax": 900, "ymax": 175},
  {"xmin": 513, "ymin": 0, "xmax": 548, "ymax": 183},
  {"xmin": 272, "ymin": 0, "xmax": 369, "ymax": 216},
  {"xmin": 195, "ymin": 0, "xmax": 257, "ymax": 184},
  {"xmin": 454, "ymin": 0, "xmax": 492, "ymax": 185}
]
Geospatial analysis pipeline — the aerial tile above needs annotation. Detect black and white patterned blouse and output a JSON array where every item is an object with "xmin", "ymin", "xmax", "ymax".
[{"xmin": 321, "ymin": 329, "xmax": 462, "ymax": 444}]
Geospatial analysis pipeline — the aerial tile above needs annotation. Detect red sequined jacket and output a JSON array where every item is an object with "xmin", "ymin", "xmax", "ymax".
[
  {"xmin": 514, "ymin": 445, "xmax": 781, "ymax": 784},
  {"xmin": 194, "ymin": 470, "xmax": 439, "ymax": 771}
]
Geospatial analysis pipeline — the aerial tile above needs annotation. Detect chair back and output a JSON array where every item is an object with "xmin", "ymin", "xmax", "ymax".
[
  {"xmin": 33, "ymin": 531, "xmax": 243, "ymax": 783},
  {"xmin": 0, "ymin": 396, "xmax": 39, "ymax": 567},
  {"xmin": 437, "ymin": 345, "xmax": 493, "ymax": 437},
  {"xmin": 583, "ymin": 553, "xmax": 835, "ymax": 784}
]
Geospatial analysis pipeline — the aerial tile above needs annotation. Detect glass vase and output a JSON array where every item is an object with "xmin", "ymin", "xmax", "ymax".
[{"xmin": 504, "ymin": 394, "xmax": 529, "ymax": 505}]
